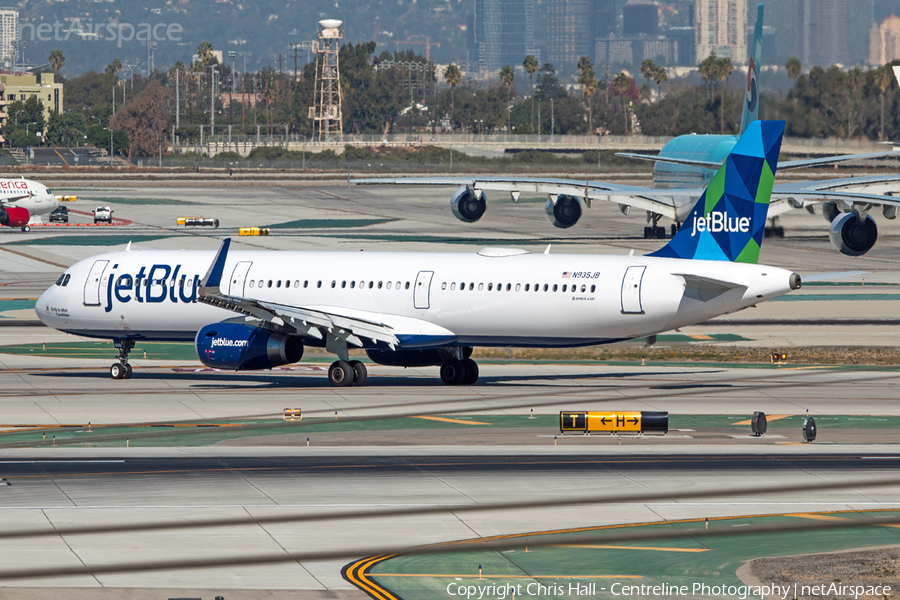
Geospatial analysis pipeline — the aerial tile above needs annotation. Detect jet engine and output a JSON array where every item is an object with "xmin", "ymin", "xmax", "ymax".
[
  {"xmin": 544, "ymin": 195, "xmax": 583, "ymax": 228},
  {"xmin": 829, "ymin": 212, "xmax": 878, "ymax": 257},
  {"xmin": 451, "ymin": 186, "xmax": 487, "ymax": 223},
  {"xmin": 195, "ymin": 322, "xmax": 304, "ymax": 370},
  {"xmin": 0, "ymin": 206, "xmax": 30, "ymax": 228}
]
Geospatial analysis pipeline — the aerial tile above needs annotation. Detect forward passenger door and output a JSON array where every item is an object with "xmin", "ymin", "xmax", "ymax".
[{"xmin": 413, "ymin": 271, "xmax": 434, "ymax": 309}]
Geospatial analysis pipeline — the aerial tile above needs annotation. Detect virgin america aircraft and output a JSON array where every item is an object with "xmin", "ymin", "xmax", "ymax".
[{"xmin": 37, "ymin": 121, "xmax": 801, "ymax": 386}]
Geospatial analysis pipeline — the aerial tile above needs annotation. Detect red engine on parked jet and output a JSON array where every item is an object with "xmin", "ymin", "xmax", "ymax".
[{"xmin": 0, "ymin": 206, "xmax": 30, "ymax": 228}]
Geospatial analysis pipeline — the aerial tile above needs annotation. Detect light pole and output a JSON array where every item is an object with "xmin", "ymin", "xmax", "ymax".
[
  {"xmin": 209, "ymin": 65, "xmax": 217, "ymax": 136},
  {"xmin": 239, "ymin": 52, "xmax": 251, "ymax": 126},
  {"xmin": 14, "ymin": 110, "xmax": 23, "ymax": 125},
  {"xmin": 228, "ymin": 51, "xmax": 236, "ymax": 126},
  {"xmin": 128, "ymin": 63, "xmax": 137, "ymax": 92},
  {"xmin": 105, "ymin": 128, "xmax": 114, "ymax": 164},
  {"xmin": 141, "ymin": 41, "xmax": 157, "ymax": 75},
  {"xmin": 25, "ymin": 122, "xmax": 35, "ymax": 137}
]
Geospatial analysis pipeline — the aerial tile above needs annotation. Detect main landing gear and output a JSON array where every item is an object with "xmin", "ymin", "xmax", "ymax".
[
  {"xmin": 764, "ymin": 217, "xmax": 785, "ymax": 238},
  {"xmin": 327, "ymin": 359, "xmax": 367, "ymax": 387},
  {"xmin": 643, "ymin": 212, "xmax": 676, "ymax": 239},
  {"xmin": 110, "ymin": 339, "xmax": 134, "ymax": 380},
  {"xmin": 440, "ymin": 357, "xmax": 479, "ymax": 385}
]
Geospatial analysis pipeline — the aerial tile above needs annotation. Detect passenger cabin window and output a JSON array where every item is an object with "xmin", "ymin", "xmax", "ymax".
[
  {"xmin": 395, "ymin": 281, "xmax": 401, "ymax": 289},
  {"xmin": 478, "ymin": 283, "xmax": 483, "ymax": 291},
  {"xmin": 341, "ymin": 281, "xmax": 346, "ymax": 288},
  {"xmin": 276, "ymin": 280, "xmax": 282, "ymax": 288},
  {"xmin": 267, "ymin": 280, "xmax": 273, "ymax": 288},
  {"xmin": 294, "ymin": 281, "xmax": 299, "ymax": 288},
  {"xmin": 331, "ymin": 281, "xmax": 336, "ymax": 288},
  {"xmin": 317, "ymin": 281, "xmax": 322, "ymax": 288},
  {"xmin": 516, "ymin": 284, "xmax": 521, "ymax": 292},
  {"xmin": 351, "ymin": 281, "xmax": 356, "ymax": 289},
  {"xmin": 450, "ymin": 283, "xmax": 456, "ymax": 291},
  {"xmin": 488, "ymin": 283, "xmax": 493, "ymax": 291},
  {"xmin": 368, "ymin": 281, "xmax": 374, "ymax": 289},
  {"xmin": 591, "ymin": 285, "xmax": 596, "ymax": 293},
  {"xmin": 378, "ymin": 281, "xmax": 383, "ymax": 289},
  {"xmin": 405, "ymin": 282, "xmax": 410, "ymax": 289},
  {"xmin": 552, "ymin": 284, "xmax": 558, "ymax": 292},
  {"xmin": 303, "ymin": 280, "xmax": 309, "ymax": 288},
  {"xmin": 249, "ymin": 280, "xmax": 255, "ymax": 288},
  {"xmin": 442, "ymin": 282, "xmax": 447, "ymax": 290}
]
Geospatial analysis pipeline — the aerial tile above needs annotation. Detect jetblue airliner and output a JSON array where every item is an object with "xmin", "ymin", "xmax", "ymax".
[{"xmin": 37, "ymin": 121, "xmax": 801, "ymax": 386}]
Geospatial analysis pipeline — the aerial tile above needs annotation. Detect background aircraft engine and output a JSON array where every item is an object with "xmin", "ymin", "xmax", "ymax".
[
  {"xmin": 195, "ymin": 322, "xmax": 304, "ymax": 370},
  {"xmin": 545, "ymin": 195, "xmax": 582, "ymax": 228},
  {"xmin": 829, "ymin": 212, "xmax": 878, "ymax": 257},
  {"xmin": 451, "ymin": 186, "xmax": 487, "ymax": 223},
  {"xmin": 366, "ymin": 348, "xmax": 443, "ymax": 367},
  {"xmin": 822, "ymin": 201, "xmax": 840, "ymax": 222},
  {"xmin": 0, "ymin": 206, "xmax": 30, "ymax": 228}
]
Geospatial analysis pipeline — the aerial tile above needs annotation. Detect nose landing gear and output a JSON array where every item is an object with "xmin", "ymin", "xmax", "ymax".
[{"xmin": 110, "ymin": 339, "xmax": 134, "ymax": 379}]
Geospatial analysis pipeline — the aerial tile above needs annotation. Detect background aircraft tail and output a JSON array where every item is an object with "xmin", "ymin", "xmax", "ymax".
[
  {"xmin": 739, "ymin": 3, "xmax": 764, "ymax": 135},
  {"xmin": 649, "ymin": 120, "xmax": 785, "ymax": 264}
]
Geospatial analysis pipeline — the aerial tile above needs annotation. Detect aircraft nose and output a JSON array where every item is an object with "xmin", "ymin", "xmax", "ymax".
[{"xmin": 35, "ymin": 285, "xmax": 56, "ymax": 324}]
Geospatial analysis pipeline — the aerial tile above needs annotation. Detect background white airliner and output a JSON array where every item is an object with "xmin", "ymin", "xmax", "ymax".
[
  {"xmin": 37, "ymin": 121, "xmax": 803, "ymax": 387},
  {"xmin": 353, "ymin": 4, "xmax": 900, "ymax": 258},
  {"xmin": 0, "ymin": 177, "xmax": 58, "ymax": 232}
]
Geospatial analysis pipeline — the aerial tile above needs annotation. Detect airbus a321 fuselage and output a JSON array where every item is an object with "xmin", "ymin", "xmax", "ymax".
[
  {"xmin": 37, "ymin": 121, "xmax": 799, "ymax": 387},
  {"xmin": 0, "ymin": 177, "xmax": 58, "ymax": 232}
]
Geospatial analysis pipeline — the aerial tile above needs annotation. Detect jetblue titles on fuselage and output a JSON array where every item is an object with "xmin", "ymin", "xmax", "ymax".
[{"xmin": 104, "ymin": 263, "xmax": 200, "ymax": 312}]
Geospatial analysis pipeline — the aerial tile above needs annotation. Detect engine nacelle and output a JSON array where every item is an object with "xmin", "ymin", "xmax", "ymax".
[
  {"xmin": 0, "ymin": 206, "xmax": 30, "ymax": 228},
  {"xmin": 829, "ymin": 212, "xmax": 878, "ymax": 257},
  {"xmin": 822, "ymin": 201, "xmax": 840, "ymax": 223},
  {"xmin": 545, "ymin": 195, "xmax": 583, "ymax": 228},
  {"xmin": 451, "ymin": 186, "xmax": 487, "ymax": 223},
  {"xmin": 195, "ymin": 322, "xmax": 304, "ymax": 370}
]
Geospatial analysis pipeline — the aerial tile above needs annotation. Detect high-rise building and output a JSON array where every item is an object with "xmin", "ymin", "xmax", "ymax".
[
  {"xmin": 668, "ymin": 26, "xmax": 696, "ymax": 65},
  {"xmin": 796, "ymin": 0, "xmax": 873, "ymax": 67},
  {"xmin": 870, "ymin": 13, "xmax": 900, "ymax": 65},
  {"xmin": 694, "ymin": 0, "xmax": 748, "ymax": 64},
  {"xmin": 470, "ymin": 0, "xmax": 537, "ymax": 71},
  {"xmin": 623, "ymin": 0, "xmax": 659, "ymax": 36},
  {"xmin": 547, "ymin": 0, "xmax": 593, "ymax": 69},
  {"xmin": 0, "ymin": 10, "xmax": 18, "ymax": 70},
  {"xmin": 592, "ymin": 0, "xmax": 617, "ymax": 40}
]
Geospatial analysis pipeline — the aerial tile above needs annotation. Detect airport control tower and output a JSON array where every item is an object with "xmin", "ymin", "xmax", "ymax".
[{"xmin": 310, "ymin": 19, "xmax": 344, "ymax": 141}]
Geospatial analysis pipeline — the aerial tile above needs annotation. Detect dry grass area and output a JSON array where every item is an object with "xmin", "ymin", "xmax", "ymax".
[
  {"xmin": 748, "ymin": 547, "xmax": 900, "ymax": 600},
  {"xmin": 470, "ymin": 345, "xmax": 900, "ymax": 366}
]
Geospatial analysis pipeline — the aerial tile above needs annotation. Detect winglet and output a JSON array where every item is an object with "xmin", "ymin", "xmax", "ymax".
[{"xmin": 199, "ymin": 238, "xmax": 231, "ymax": 295}]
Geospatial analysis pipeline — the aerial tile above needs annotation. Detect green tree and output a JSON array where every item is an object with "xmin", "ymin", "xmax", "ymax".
[
  {"xmin": 499, "ymin": 65, "xmax": 515, "ymax": 133},
  {"xmin": 196, "ymin": 41, "xmax": 218, "ymax": 67},
  {"xmin": 874, "ymin": 66, "xmax": 893, "ymax": 141},
  {"xmin": 651, "ymin": 65, "xmax": 668, "ymax": 100},
  {"xmin": 613, "ymin": 72, "xmax": 631, "ymax": 134},
  {"xmin": 444, "ymin": 63, "xmax": 461, "ymax": 131},
  {"xmin": 640, "ymin": 59, "xmax": 656, "ymax": 90},
  {"xmin": 577, "ymin": 57, "xmax": 597, "ymax": 133},
  {"xmin": 49, "ymin": 49, "xmax": 65, "ymax": 76},
  {"xmin": 786, "ymin": 57, "xmax": 802, "ymax": 81},
  {"xmin": 523, "ymin": 54, "xmax": 539, "ymax": 129},
  {"xmin": 105, "ymin": 59, "xmax": 122, "ymax": 77},
  {"xmin": 535, "ymin": 63, "xmax": 566, "ymax": 102}
]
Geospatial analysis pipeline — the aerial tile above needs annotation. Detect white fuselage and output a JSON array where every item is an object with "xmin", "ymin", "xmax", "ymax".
[
  {"xmin": 36, "ymin": 248, "xmax": 798, "ymax": 349},
  {"xmin": 1, "ymin": 178, "xmax": 58, "ymax": 216}
]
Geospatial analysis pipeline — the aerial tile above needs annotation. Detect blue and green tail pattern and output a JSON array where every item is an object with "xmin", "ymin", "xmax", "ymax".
[{"xmin": 649, "ymin": 120, "xmax": 785, "ymax": 264}]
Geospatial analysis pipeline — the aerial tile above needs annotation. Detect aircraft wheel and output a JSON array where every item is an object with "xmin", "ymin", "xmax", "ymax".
[
  {"xmin": 655, "ymin": 226, "xmax": 666, "ymax": 239},
  {"xmin": 440, "ymin": 359, "xmax": 467, "ymax": 385},
  {"xmin": 110, "ymin": 363, "xmax": 125, "ymax": 379},
  {"xmin": 328, "ymin": 360, "xmax": 354, "ymax": 387},
  {"xmin": 776, "ymin": 226, "xmax": 785, "ymax": 238},
  {"xmin": 350, "ymin": 360, "xmax": 367, "ymax": 386},
  {"xmin": 642, "ymin": 227, "xmax": 651, "ymax": 239},
  {"xmin": 462, "ymin": 358, "xmax": 479, "ymax": 385},
  {"xmin": 21, "ymin": 225, "xmax": 30, "ymax": 232},
  {"xmin": 123, "ymin": 364, "xmax": 133, "ymax": 379}
]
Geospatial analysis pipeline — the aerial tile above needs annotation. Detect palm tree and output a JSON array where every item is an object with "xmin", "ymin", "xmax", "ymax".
[
  {"xmin": 613, "ymin": 72, "xmax": 630, "ymax": 134},
  {"xmin": 698, "ymin": 53, "xmax": 717, "ymax": 100},
  {"xmin": 874, "ymin": 66, "xmax": 893, "ymax": 141},
  {"xmin": 651, "ymin": 65, "xmax": 668, "ymax": 100},
  {"xmin": 197, "ymin": 41, "xmax": 216, "ymax": 66},
  {"xmin": 499, "ymin": 65, "xmax": 515, "ymax": 133},
  {"xmin": 444, "ymin": 64, "xmax": 461, "ymax": 132},
  {"xmin": 640, "ymin": 59, "xmax": 656, "ymax": 90},
  {"xmin": 577, "ymin": 57, "xmax": 597, "ymax": 133},
  {"xmin": 785, "ymin": 57, "xmax": 802, "ymax": 81},
  {"xmin": 105, "ymin": 58, "xmax": 122, "ymax": 77},
  {"xmin": 714, "ymin": 56, "xmax": 734, "ymax": 133},
  {"xmin": 523, "ymin": 55, "xmax": 539, "ymax": 130},
  {"xmin": 48, "ymin": 49, "xmax": 65, "ymax": 76}
]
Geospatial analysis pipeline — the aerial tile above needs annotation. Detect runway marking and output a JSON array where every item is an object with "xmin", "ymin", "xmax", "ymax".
[
  {"xmin": 686, "ymin": 334, "xmax": 714, "ymax": 340},
  {"xmin": 731, "ymin": 414, "xmax": 793, "ymax": 425},
  {"xmin": 785, "ymin": 513, "xmax": 850, "ymax": 522},
  {"xmin": 372, "ymin": 573, "xmax": 642, "ymax": 578},
  {"xmin": 412, "ymin": 416, "xmax": 490, "ymax": 425},
  {"xmin": 0, "ymin": 246, "xmax": 70, "ymax": 269},
  {"xmin": 551, "ymin": 544, "xmax": 709, "ymax": 553}
]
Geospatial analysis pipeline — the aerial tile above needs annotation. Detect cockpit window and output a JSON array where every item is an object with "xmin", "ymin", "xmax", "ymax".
[
  {"xmin": 55, "ymin": 274, "xmax": 65, "ymax": 286},
  {"xmin": 62, "ymin": 274, "xmax": 70, "ymax": 286}
]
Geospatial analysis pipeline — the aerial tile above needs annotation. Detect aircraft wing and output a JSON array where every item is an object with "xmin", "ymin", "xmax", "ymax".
[
  {"xmin": 615, "ymin": 150, "xmax": 899, "ymax": 170},
  {"xmin": 197, "ymin": 239, "xmax": 455, "ymax": 350},
  {"xmin": 767, "ymin": 176, "xmax": 900, "ymax": 218},
  {"xmin": 352, "ymin": 176, "xmax": 682, "ymax": 219}
]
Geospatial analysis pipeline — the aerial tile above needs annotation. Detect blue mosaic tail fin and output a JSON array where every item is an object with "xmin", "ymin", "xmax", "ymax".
[{"xmin": 649, "ymin": 120, "xmax": 785, "ymax": 264}]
